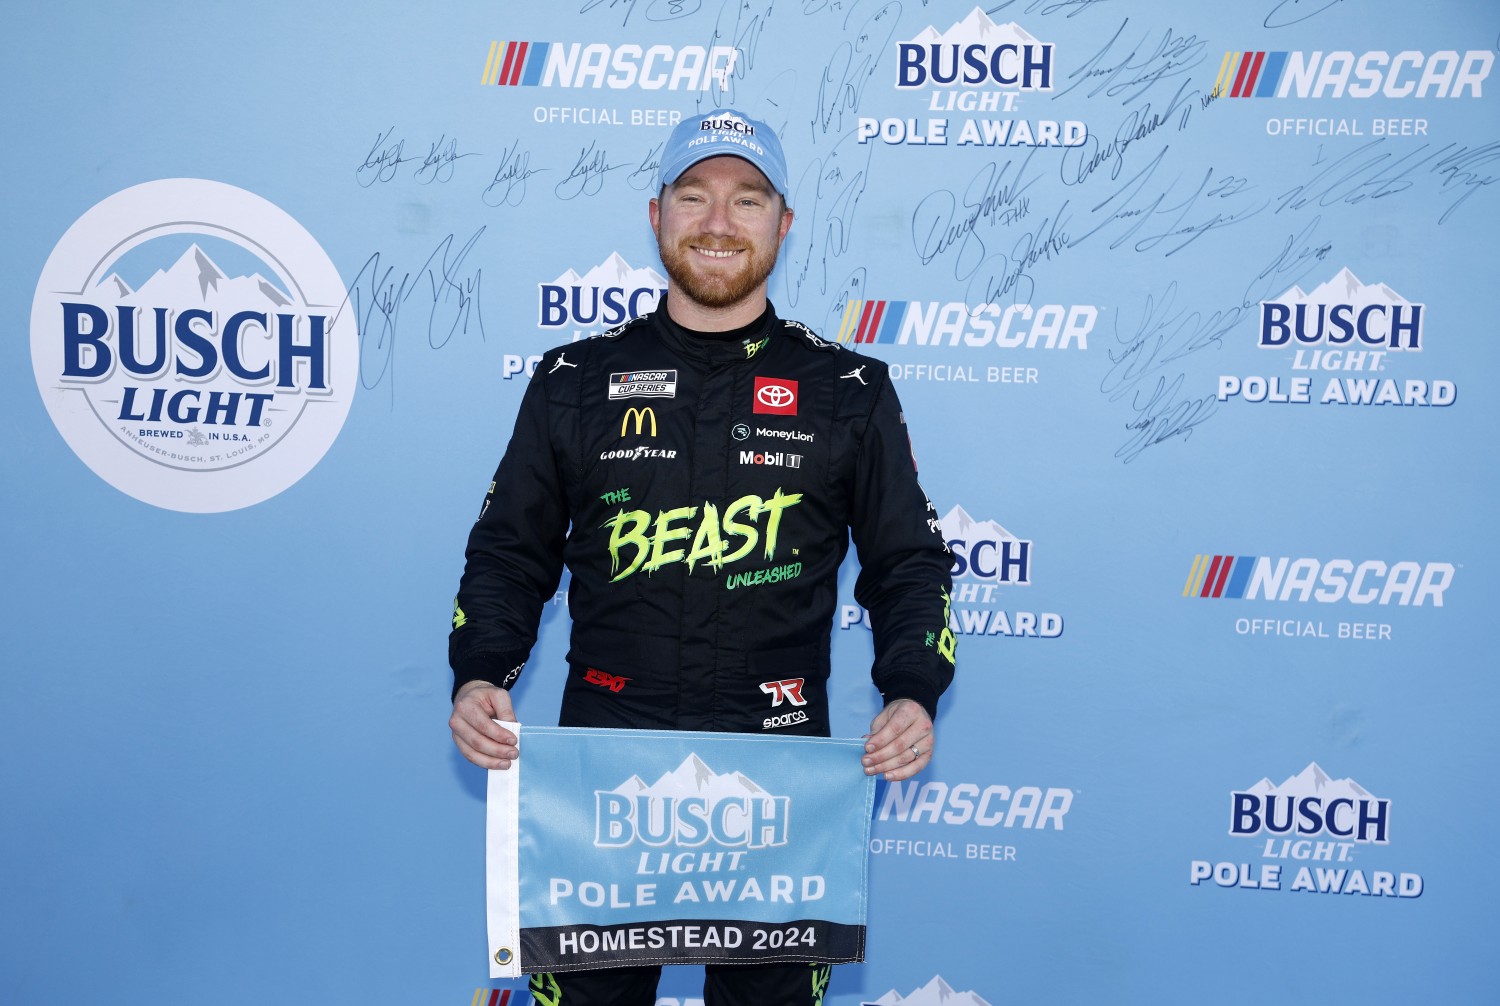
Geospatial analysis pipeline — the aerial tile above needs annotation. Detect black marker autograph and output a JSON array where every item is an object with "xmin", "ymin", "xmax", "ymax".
[
  {"xmin": 1276, "ymin": 138, "xmax": 1500, "ymax": 225},
  {"xmin": 483, "ymin": 140, "xmax": 547, "ymax": 207},
  {"xmin": 556, "ymin": 141, "xmax": 629, "ymax": 200},
  {"xmin": 333, "ymin": 230, "xmax": 487, "ymax": 402},
  {"xmin": 1054, "ymin": 17, "xmax": 1206, "ymax": 106},
  {"xmin": 355, "ymin": 127, "xmax": 413, "ymax": 187},
  {"xmin": 414, "ymin": 135, "xmax": 478, "ymax": 185},
  {"xmin": 911, "ymin": 150, "xmax": 1044, "ymax": 280},
  {"xmin": 1102, "ymin": 218, "xmax": 1333, "ymax": 462}
]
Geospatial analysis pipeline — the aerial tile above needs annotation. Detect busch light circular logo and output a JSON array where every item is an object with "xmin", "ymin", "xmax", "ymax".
[{"xmin": 30, "ymin": 179, "xmax": 357, "ymax": 512}]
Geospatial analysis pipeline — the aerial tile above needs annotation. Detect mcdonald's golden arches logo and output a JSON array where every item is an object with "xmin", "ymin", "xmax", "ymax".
[{"xmin": 620, "ymin": 407, "xmax": 657, "ymax": 438}]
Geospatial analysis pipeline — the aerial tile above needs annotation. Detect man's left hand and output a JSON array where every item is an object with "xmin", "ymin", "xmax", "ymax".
[{"xmin": 863, "ymin": 698, "xmax": 934, "ymax": 781}]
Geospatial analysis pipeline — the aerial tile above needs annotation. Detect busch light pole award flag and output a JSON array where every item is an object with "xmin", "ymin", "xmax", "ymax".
[{"xmin": 486, "ymin": 726, "xmax": 874, "ymax": 978}]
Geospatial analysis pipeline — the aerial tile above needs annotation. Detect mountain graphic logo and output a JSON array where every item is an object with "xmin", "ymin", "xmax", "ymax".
[
  {"xmin": 539, "ymin": 252, "xmax": 667, "ymax": 329},
  {"xmin": 908, "ymin": 8, "xmax": 1041, "ymax": 49},
  {"xmin": 939, "ymin": 505, "xmax": 1032, "ymax": 585},
  {"xmin": 32, "ymin": 179, "xmax": 357, "ymax": 512},
  {"xmin": 863, "ymin": 975, "xmax": 993, "ymax": 1006},
  {"xmin": 897, "ymin": 7, "xmax": 1054, "ymax": 90},
  {"xmin": 1260, "ymin": 267, "xmax": 1424, "ymax": 351},
  {"xmin": 594, "ymin": 754, "xmax": 790, "ymax": 849},
  {"xmin": 1230, "ymin": 762, "xmax": 1391, "ymax": 845}
]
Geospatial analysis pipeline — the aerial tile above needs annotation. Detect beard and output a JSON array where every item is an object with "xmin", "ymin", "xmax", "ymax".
[{"xmin": 657, "ymin": 234, "xmax": 780, "ymax": 311}]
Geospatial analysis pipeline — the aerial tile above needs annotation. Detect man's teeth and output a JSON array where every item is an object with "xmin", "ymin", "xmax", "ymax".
[{"xmin": 697, "ymin": 248, "xmax": 739, "ymax": 258}]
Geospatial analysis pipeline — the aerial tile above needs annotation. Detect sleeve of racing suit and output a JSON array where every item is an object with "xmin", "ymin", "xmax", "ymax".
[
  {"xmin": 448, "ymin": 365, "xmax": 570, "ymax": 699},
  {"xmin": 849, "ymin": 369, "xmax": 956, "ymax": 722}
]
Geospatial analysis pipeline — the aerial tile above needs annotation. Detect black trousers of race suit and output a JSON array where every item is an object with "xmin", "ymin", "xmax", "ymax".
[{"xmin": 528, "ymin": 962, "xmax": 832, "ymax": 1006}]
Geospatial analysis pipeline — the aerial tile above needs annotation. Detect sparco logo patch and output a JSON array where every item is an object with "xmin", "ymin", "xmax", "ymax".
[
  {"xmin": 763, "ymin": 710, "xmax": 810, "ymax": 730},
  {"xmin": 30, "ymin": 179, "xmax": 357, "ymax": 512}
]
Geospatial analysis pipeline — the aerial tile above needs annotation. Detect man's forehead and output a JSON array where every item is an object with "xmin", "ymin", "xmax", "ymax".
[{"xmin": 669, "ymin": 155, "xmax": 777, "ymax": 193}]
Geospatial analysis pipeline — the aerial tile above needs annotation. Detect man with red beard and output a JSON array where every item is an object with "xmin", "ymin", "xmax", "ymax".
[{"xmin": 448, "ymin": 109, "xmax": 954, "ymax": 1006}]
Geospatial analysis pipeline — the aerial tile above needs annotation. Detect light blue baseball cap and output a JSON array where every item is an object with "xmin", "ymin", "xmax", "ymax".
[{"xmin": 658, "ymin": 108, "xmax": 789, "ymax": 198}]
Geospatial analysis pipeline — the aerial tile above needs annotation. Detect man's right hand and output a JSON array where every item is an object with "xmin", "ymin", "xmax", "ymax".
[{"xmin": 449, "ymin": 680, "xmax": 520, "ymax": 769}]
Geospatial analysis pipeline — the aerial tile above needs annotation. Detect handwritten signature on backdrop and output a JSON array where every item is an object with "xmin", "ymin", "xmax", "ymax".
[{"xmin": 340, "ymin": 0, "xmax": 1493, "ymax": 464}]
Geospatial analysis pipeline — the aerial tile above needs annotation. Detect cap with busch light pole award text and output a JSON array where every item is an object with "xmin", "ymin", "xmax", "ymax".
[{"xmin": 657, "ymin": 108, "xmax": 789, "ymax": 198}]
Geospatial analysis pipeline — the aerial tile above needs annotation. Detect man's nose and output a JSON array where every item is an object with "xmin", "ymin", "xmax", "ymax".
[{"xmin": 701, "ymin": 197, "xmax": 734, "ymax": 235}]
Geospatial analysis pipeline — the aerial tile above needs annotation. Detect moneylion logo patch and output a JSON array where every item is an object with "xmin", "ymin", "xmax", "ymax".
[{"xmin": 30, "ymin": 178, "xmax": 357, "ymax": 513}]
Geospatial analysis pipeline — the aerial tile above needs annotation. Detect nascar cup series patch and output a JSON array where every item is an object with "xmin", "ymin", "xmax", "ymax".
[
  {"xmin": 486, "ymin": 726, "xmax": 873, "ymax": 977},
  {"xmin": 608, "ymin": 369, "xmax": 678, "ymax": 399}
]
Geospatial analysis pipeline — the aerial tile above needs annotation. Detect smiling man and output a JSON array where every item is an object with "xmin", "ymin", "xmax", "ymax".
[
  {"xmin": 448, "ymin": 109, "xmax": 955, "ymax": 1006},
  {"xmin": 650, "ymin": 141, "xmax": 790, "ymax": 325}
]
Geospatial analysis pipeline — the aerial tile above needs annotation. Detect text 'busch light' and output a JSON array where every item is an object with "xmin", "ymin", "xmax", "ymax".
[
  {"xmin": 897, "ymin": 43, "xmax": 1054, "ymax": 89},
  {"xmin": 594, "ymin": 792, "xmax": 791, "ymax": 849}
]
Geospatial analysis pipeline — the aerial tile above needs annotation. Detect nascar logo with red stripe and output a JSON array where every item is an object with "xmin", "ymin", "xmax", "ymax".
[
  {"xmin": 1183, "ymin": 554, "xmax": 1454, "ymax": 606},
  {"xmin": 1211, "ymin": 49, "xmax": 1493, "ymax": 99},
  {"xmin": 480, "ymin": 40, "xmax": 737, "ymax": 90},
  {"xmin": 836, "ymin": 299, "xmax": 1095, "ymax": 348}
]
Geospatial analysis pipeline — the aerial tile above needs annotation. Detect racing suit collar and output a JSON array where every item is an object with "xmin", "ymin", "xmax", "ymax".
[{"xmin": 652, "ymin": 297, "xmax": 778, "ymax": 366}]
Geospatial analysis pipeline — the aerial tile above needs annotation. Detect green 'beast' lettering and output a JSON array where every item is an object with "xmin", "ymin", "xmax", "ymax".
[
  {"xmin": 937, "ymin": 588, "xmax": 957, "ymax": 666},
  {"xmin": 603, "ymin": 488, "xmax": 804, "ymax": 582}
]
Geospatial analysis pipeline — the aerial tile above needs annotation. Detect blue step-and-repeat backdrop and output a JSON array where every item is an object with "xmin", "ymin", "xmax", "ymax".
[{"xmin": 4, "ymin": 2, "xmax": 1497, "ymax": 1003}]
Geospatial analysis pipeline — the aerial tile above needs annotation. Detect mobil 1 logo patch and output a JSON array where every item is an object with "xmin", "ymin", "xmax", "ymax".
[
  {"xmin": 30, "ymin": 178, "xmax": 357, "ymax": 513},
  {"xmin": 609, "ymin": 369, "xmax": 678, "ymax": 399}
]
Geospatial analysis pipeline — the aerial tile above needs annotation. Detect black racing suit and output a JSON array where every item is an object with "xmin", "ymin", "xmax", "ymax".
[
  {"xmin": 450, "ymin": 302, "xmax": 955, "ymax": 734},
  {"xmin": 449, "ymin": 302, "xmax": 954, "ymax": 1006}
]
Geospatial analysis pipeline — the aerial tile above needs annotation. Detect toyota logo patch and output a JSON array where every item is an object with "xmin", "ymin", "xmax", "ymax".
[{"xmin": 753, "ymin": 376, "xmax": 798, "ymax": 415}]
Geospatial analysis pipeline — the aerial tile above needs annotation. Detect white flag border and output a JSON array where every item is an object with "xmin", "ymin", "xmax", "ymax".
[{"xmin": 486, "ymin": 720, "xmax": 523, "ymax": 979}]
